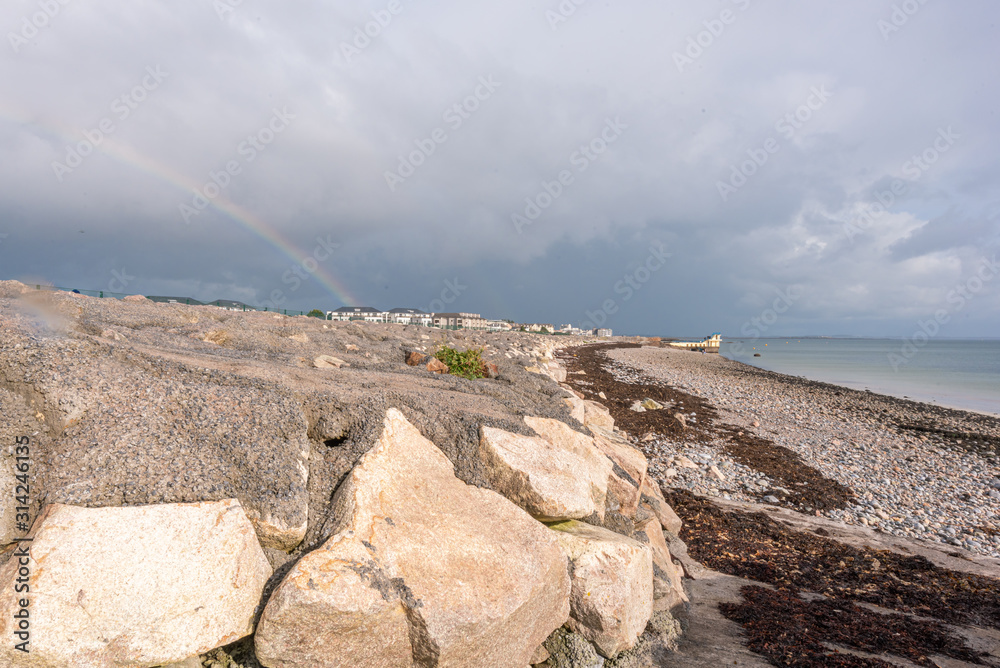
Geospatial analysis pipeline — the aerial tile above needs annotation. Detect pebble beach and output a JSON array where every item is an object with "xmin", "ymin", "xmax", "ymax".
[{"xmin": 605, "ymin": 346, "xmax": 1000, "ymax": 559}]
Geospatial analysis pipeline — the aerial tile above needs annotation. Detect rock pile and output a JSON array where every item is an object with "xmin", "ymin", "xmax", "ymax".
[{"xmin": 0, "ymin": 285, "xmax": 689, "ymax": 667}]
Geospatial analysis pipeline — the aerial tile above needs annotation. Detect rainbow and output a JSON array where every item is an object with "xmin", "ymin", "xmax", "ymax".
[{"xmin": 1, "ymin": 101, "xmax": 361, "ymax": 308}]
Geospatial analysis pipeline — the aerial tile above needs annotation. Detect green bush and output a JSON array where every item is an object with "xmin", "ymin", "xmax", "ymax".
[
  {"xmin": 307, "ymin": 309, "xmax": 326, "ymax": 319},
  {"xmin": 434, "ymin": 346, "xmax": 488, "ymax": 380}
]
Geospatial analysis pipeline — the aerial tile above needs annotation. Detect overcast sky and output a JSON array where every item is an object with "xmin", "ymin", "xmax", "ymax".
[{"xmin": 1, "ymin": 0, "xmax": 998, "ymax": 337}]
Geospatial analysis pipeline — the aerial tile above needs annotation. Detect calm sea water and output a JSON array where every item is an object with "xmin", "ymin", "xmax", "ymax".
[{"xmin": 719, "ymin": 338, "xmax": 1000, "ymax": 416}]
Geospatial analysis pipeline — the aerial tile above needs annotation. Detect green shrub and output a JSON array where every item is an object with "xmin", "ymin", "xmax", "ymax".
[
  {"xmin": 434, "ymin": 346, "xmax": 488, "ymax": 380},
  {"xmin": 307, "ymin": 309, "xmax": 326, "ymax": 319}
]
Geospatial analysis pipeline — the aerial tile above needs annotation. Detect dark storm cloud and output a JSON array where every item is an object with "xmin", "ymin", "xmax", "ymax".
[{"xmin": 1, "ymin": 0, "xmax": 998, "ymax": 335}]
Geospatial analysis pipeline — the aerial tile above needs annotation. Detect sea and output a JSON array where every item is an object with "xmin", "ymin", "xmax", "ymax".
[{"xmin": 719, "ymin": 338, "xmax": 1000, "ymax": 417}]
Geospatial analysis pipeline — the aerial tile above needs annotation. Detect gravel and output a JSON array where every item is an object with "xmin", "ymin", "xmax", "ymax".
[{"xmin": 605, "ymin": 346, "xmax": 1000, "ymax": 559}]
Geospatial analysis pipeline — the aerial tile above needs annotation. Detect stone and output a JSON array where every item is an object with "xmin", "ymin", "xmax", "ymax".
[
  {"xmin": 345, "ymin": 343, "xmax": 360, "ymax": 351},
  {"xmin": 289, "ymin": 333, "xmax": 310, "ymax": 343},
  {"xmin": 752, "ymin": 420, "xmax": 761, "ymax": 428},
  {"xmin": 314, "ymin": 355, "xmax": 348, "ymax": 369},
  {"xmin": 598, "ymin": 391, "xmax": 607, "ymax": 400},
  {"xmin": 588, "ymin": 426, "xmax": 647, "ymax": 518},
  {"xmin": 548, "ymin": 520, "xmax": 654, "ymax": 658},
  {"xmin": 256, "ymin": 409, "xmax": 570, "ymax": 668},
  {"xmin": 563, "ymin": 393, "xmax": 586, "ymax": 424},
  {"xmin": 161, "ymin": 658, "xmax": 203, "ymax": 668},
  {"xmin": 546, "ymin": 364, "xmax": 568, "ymax": 383},
  {"xmin": 709, "ymin": 464, "xmax": 726, "ymax": 482},
  {"xmin": 673, "ymin": 413, "xmax": 687, "ymax": 428},
  {"xmin": 674, "ymin": 455, "xmax": 697, "ymax": 469},
  {"xmin": 405, "ymin": 350, "xmax": 428, "ymax": 366},
  {"xmin": 764, "ymin": 495, "xmax": 780, "ymax": 504},
  {"xmin": 0, "ymin": 280, "xmax": 30, "ymax": 298},
  {"xmin": 426, "ymin": 357, "xmax": 449, "ymax": 374},
  {"xmin": 583, "ymin": 400, "xmax": 615, "ymax": 429},
  {"xmin": 640, "ymin": 398, "xmax": 662, "ymax": 410},
  {"xmin": 479, "ymin": 425, "xmax": 612, "ymax": 521},
  {"xmin": 203, "ymin": 329, "xmax": 232, "ymax": 345},
  {"xmin": 123, "ymin": 294, "xmax": 148, "ymax": 302},
  {"xmin": 634, "ymin": 515, "xmax": 688, "ymax": 612},
  {"xmin": 530, "ymin": 644, "xmax": 551, "ymax": 665},
  {"xmin": 485, "ymin": 361, "xmax": 500, "ymax": 378},
  {"xmin": 639, "ymin": 477, "xmax": 682, "ymax": 535},
  {"xmin": 0, "ymin": 500, "xmax": 271, "ymax": 668},
  {"xmin": 629, "ymin": 401, "xmax": 646, "ymax": 413}
]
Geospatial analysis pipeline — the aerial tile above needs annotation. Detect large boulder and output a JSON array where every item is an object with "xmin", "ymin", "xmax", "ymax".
[
  {"xmin": 640, "ymin": 476, "xmax": 683, "ymax": 535},
  {"xmin": 563, "ymin": 394, "xmax": 586, "ymax": 424},
  {"xmin": 0, "ymin": 500, "xmax": 271, "ymax": 668},
  {"xmin": 634, "ymin": 514, "xmax": 688, "ymax": 612},
  {"xmin": 588, "ymin": 426, "xmax": 648, "ymax": 518},
  {"xmin": 582, "ymin": 400, "xmax": 614, "ymax": 429},
  {"xmin": 548, "ymin": 520, "xmax": 654, "ymax": 658},
  {"xmin": 479, "ymin": 425, "xmax": 612, "ymax": 521},
  {"xmin": 256, "ymin": 409, "xmax": 570, "ymax": 668}
]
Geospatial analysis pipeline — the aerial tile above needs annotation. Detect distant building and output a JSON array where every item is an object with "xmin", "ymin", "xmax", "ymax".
[
  {"xmin": 147, "ymin": 296, "xmax": 204, "ymax": 305},
  {"xmin": 594, "ymin": 328, "xmax": 612, "ymax": 337},
  {"xmin": 487, "ymin": 320, "xmax": 513, "ymax": 331},
  {"xmin": 203, "ymin": 299, "xmax": 252, "ymax": 311},
  {"xmin": 387, "ymin": 308, "xmax": 433, "ymax": 326},
  {"xmin": 432, "ymin": 312, "xmax": 488, "ymax": 330},
  {"xmin": 667, "ymin": 332, "xmax": 721, "ymax": 353},
  {"xmin": 327, "ymin": 306, "xmax": 385, "ymax": 322}
]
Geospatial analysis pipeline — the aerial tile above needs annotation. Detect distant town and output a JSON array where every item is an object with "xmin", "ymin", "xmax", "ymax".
[{"xmin": 143, "ymin": 296, "xmax": 613, "ymax": 337}]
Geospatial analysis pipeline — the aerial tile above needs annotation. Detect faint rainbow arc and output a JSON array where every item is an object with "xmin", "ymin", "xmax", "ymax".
[{"xmin": 0, "ymin": 103, "xmax": 360, "ymax": 307}]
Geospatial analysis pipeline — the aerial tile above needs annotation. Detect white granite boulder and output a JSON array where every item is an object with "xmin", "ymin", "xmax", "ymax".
[
  {"xmin": 634, "ymin": 514, "xmax": 688, "ymax": 612},
  {"xmin": 479, "ymin": 425, "xmax": 612, "ymax": 521},
  {"xmin": 548, "ymin": 520, "xmax": 654, "ymax": 658},
  {"xmin": 589, "ymin": 426, "xmax": 648, "ymax": 518},
  {"xmin": 583, "ymin": 400, "xmax": 615, "ymax": 429},
  {"xmin": 0, "ymin": 500, "xmax": 272, "ymax": 668},
  {"xmin": 639, "ymin": 476, "xmax": 683, "ymax": 535},
  {"xmin": 256, "ymin": 409, "xmax": 570, "ymax": 668}
]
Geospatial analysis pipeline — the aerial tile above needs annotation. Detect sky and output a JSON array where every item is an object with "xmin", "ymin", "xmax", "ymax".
[{"xmin": 1, "ymin": 0, "xmax": 998, "ymax": 338}]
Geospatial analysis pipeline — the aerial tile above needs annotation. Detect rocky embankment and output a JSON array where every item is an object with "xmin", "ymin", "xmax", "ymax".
[{"xmin": 0, "ymin": 282, "xmax": 688, "ymax": 668}]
